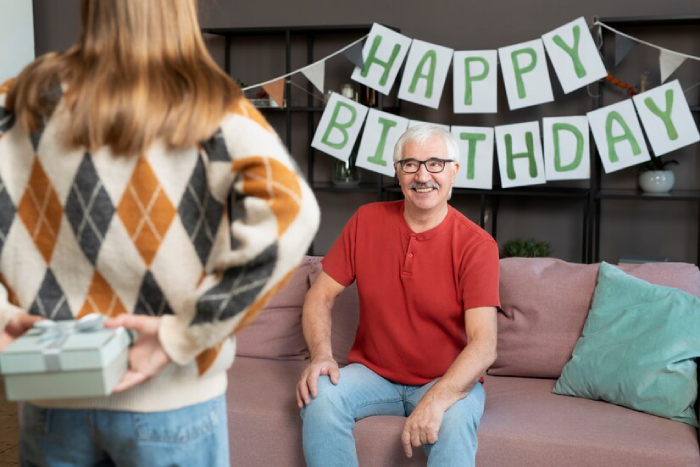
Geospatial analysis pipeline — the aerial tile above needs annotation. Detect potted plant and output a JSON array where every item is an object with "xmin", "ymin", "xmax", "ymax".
[
  {"xmin": 500, "ymin": 238, "xmax": 552, "ymax": 259},
  {"xmin": 638, "ymin": 158, "xmax": 678, "ymax": 194}
]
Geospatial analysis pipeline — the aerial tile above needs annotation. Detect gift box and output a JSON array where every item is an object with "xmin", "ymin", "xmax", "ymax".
[{"xmin": 0, "ymin": 315, "xmax": 130, "ymax": 401}]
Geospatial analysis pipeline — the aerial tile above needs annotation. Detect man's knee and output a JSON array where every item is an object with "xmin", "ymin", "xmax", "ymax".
[{"xmin": 301, "ymin": 376, "xmax": 348, "ymax": 421}]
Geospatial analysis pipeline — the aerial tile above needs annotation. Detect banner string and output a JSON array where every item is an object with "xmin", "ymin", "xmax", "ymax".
[
  {"xmin": 242, "ymin": 34, "xmax": 369, "ymax": 92},
  {"xmin": 288, "ymin": 78, "xmax": 327, "ymax": 103},
  {"xmin": 594, "ymin": 21, "xmax": 700, "ymax": 61}
]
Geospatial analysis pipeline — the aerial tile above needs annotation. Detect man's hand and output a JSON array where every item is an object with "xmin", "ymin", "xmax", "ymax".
[
  {"xmin": 105, "ymin": 314, "xmax": 172, "ymax": 393},
  {"xmin": 401, "ymin": 395, "xmax": 447, "ymax": 458},
  {"xmin": 0, "ymin": 314, "xmax": 42, "ymax": 351},
  {"xmin": 296, "ymin": 356, "xmax": 340, "ymax": 408}
]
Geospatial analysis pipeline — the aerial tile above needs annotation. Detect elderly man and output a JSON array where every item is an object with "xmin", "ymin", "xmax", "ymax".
[{"xmin": 297, "ymin": 125, "xmax": 500, "ymax": 467}]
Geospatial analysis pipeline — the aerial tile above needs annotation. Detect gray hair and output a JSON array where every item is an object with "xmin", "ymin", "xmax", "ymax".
[
  {"xmin": 392, "ymin": 125, "xmax": 460, "ymax": 163},
  {"xmin": 393, "ymin": 125, "xmax": 459, "ymax": 200}
]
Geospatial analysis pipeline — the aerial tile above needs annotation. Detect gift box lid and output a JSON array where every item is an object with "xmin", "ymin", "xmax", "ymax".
[{"xmin": 0, "ymin": 323, "xmax": 130, "ymax": 375}]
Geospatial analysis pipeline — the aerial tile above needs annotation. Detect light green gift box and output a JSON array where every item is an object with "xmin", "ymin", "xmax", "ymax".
[{"xmin": 0, "ymin": 318, "xmax": 130, "ymax": 401}]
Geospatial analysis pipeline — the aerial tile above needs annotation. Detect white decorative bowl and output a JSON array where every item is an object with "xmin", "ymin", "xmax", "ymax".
[{"xmin": 638, "ymin": 170, "xmax": 675, "ymax": 193}]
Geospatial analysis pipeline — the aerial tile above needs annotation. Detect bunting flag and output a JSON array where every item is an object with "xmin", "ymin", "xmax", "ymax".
[
  {"xmin": 614, "ymin": 35, "xmax": 637, "ymax": 67},
  {"xmin": 343, "ymin": 40, "xmax": 365, "ymax": 69},
  {"xmin": 262, "ymin": 78, "xmax": 285, "ymax": 108},
  {"xmin": 301, "ymin": 62, "xmax": 325, "ymax": 94},
  {"xmin": 247, "ymin": 19, "xmax": 700, "ymax": 185},
  {"xmin": 659, "ymin": 49, "xmax": 688, "ymax": 83},
  {"xmin": 242, "ymin": 20, "xmax": 699, "ymax": 116},
  {"xmin": 313, "ymin": 83, "xmax": 700, "ymax": 184}
]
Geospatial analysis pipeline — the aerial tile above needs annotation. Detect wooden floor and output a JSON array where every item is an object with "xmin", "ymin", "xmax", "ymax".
[{"xmin": 0, "ymin": 377, "xmax": 19, "ymax": 466}]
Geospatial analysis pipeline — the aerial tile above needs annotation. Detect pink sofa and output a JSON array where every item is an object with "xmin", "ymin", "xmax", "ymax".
[{"xmin": 227, "ymin": 256, "xmax": 700, "ymax": 466}]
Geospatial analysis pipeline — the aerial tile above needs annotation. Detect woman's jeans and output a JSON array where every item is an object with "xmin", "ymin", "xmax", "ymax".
[
  {"xmin": 19, "ymin": 394, "xmax": 229, "ymax": 467},
  {"xmin": 301, "ymin": 363, "xmax": 485, "ymax": 467}
]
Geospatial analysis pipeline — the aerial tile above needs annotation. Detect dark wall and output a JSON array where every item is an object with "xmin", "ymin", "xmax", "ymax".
[{"xmin": 32, "ymin": 0, "xmax": 700, "ymax": 263}]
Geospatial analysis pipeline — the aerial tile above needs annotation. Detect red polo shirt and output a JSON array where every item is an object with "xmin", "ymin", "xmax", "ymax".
[{"xmin": 322, "ymin": 200, "xmax": 500, "ymax": 385}]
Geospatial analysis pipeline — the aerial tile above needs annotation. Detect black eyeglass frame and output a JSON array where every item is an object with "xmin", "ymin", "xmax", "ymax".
[{"xmin": 394, "ymin": 158, "xmax": 455, "ymax": 174}]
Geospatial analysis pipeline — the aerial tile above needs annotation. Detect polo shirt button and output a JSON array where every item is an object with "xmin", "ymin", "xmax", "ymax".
[{"xmin": 408, "ymin": 253, "xmax": 414, "ymax": 258}]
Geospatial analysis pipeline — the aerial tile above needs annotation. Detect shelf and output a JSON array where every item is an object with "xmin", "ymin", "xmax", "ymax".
[
  {"xmin": 312, "ymin": 182, "xmax": 380, "ymax": 193},
  {"xmin": 203, "ymin": 24, "xmax": 386, "ymax": 36},
  {"xmin": 383, "ymin": 185, "xmax": 589, "ymax": 198},
  {"xmin": 595, "ymin": 189, "xmax": 700, "ymax": 201},
  {"xmin": 593, "ymin": 15, "xmax": 700, "ymax": 266},
  {"xmin": 596, "ymin": 15, "xmax": 700, "ymax": 27},
  {"xmin": 484, "ymin": 187, "xmax": 589, "ymax": 198},
  {"xmin": 254, "ymin": 106, "xmax": 401, "ymax": 113}
]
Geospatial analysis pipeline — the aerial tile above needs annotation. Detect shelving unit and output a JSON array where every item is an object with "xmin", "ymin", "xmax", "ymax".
[
  {"xmin": 204, "ymin": 19, "xmax": 698, "ymax": 264},
  {"xmin": 590, "ymin": 15, "xmax": 700, "ymax": 265},
  {"xmin": 203, "ymin": 24, "xmax": 594, "ymax": 260},
  {"xmin": 202, "ymin": 24, "xmax": 401, "ymax": 255}
]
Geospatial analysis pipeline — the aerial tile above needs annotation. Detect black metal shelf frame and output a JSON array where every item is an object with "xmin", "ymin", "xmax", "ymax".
[
  {"xmin": 205, "ymin": 19, "xmax": 698, "ymax": 262},
  {"xmin": 205, "ymin": 24, "xmax": 596, "ymax": 260},
  {"xmin": 591, "ymin": 15, "xmax": 700, "ymax": 265}
]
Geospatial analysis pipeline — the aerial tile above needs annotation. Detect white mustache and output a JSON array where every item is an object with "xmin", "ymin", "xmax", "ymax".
[{"xmin": 408, "ymin": 182, "xmax": 439, "ymax": 190}]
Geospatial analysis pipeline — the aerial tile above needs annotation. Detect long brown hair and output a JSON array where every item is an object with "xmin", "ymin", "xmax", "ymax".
[{"xmin": 7, "ymin": 0, "xmax": 241, "ymax": 155}]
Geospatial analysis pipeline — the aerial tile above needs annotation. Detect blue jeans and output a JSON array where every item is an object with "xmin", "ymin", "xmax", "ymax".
[
  {"xmin": 19, "ymin": 395, "xmax": 229, "ymax": 467},
  {"xmin": 301, "ymin": 363, "xmax": 485, "ymax": 467}
]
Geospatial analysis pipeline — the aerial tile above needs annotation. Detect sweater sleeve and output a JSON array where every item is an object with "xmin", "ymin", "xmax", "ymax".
[
  {"xmin": 158, "ymin": 98, "xmax": 320, "ymax": 365},
  {"xmin": 0, "ymin": 81, "xmax": 21, "ymax": 333},
  {"xmin": 0, "ymin": 304, "xmax": 21, "ymax": 335}
]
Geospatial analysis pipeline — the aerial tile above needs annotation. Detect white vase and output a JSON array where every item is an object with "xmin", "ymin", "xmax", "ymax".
[{"xmin": 638, "ymin": 170, "xmax": 675, "ymax": 193}]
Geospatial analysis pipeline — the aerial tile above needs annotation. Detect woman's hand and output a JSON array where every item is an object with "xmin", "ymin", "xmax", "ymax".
[
  {"xmin": 0, "ymin": 314, "xmax": 42, "ymax": 352},
  {"xmin": 105, "ymin": 314, "xmax": 172, "ymax": 392}
]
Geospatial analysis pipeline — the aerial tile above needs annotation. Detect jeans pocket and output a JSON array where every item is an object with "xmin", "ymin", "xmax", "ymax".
[
  {"xmin": 21, "ymin": 403, "xmax": 52, "ymax": 436},
  {"xmin": 132, "ymin": 398, "xmax": 222, "ymax": 444}
]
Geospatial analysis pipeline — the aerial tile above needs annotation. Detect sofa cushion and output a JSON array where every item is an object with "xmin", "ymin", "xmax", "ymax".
[
  {"xmin": 235, "ymin": 257, "xmax": 315, "ymax": 361},
  {"xmin": 553, "ymin": 263, "xmax": 700, "ymax": 426},
  {"xmin": 227, "ymin": 357, "xmax": 308, "ymax": 466},
  {"xmin": 309, "ymin": 259, "xmax": 359, "ymax": 367},
  {"xmin": 490, "ymin": 258, "xmax": 700, "ymax": 378},
  {"xmin": 227, "ymin": 358, "xmax": 699, "ymax": 467},
  {"xmin": 478, "ymin": 375, "xmax": 700, "ymax": 467},
  {"xmin": 226, "ymin": 356, "xmax": 426, "ymax": 467}
]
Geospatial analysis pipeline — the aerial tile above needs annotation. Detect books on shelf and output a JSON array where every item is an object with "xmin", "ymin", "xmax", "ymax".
[{"xmin": 618, "ymin": 255, "xmax": 669, "ymax": 265}]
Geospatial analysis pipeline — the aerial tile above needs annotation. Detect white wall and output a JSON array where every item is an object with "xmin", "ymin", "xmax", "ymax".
[{"xmin": 0, "ymin": 0, "xmax": 34, "ymax": 83}]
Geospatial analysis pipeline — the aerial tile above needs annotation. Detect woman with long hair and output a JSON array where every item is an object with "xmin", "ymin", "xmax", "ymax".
[{"xmin": 0, "ymin": 0, "xmax": 319, "ymax": 465}]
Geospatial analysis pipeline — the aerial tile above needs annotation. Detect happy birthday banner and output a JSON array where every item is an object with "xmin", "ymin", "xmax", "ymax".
[{"xmin": 309, "ymin": 18, "xmax": 700, "ymax": 189}]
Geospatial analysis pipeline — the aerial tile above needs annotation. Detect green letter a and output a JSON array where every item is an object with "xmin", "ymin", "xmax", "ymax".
[
  {"xmin": 408, "ymin": 50, "xmax": 437, "ymax": 98},
  {"xmin": 605, "ymin": 111, "xmax": 641, "ymax": 163}
]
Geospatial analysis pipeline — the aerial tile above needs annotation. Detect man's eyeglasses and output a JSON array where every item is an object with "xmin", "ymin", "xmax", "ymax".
[{"xmin": 395, "ymin": 158, "xmax": 454, "ymax": 174}]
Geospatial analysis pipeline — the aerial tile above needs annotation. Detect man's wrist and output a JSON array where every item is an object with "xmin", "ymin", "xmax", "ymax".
[
  {"xmin": 426, "ymin": 382, "xmax": 467, "ymax": 412},
  {"xmin": 309, "ymin": 350, "xmax": 334, "ymax": 362}
]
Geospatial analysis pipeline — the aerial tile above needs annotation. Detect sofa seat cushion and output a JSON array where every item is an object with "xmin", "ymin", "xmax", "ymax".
[
  {"xmin": 479, "ymin": 375, "xmax": 700, "ymax": 467},
  {"xmin": 226, "ymin": 356, "xmax": 426, "ymax": 467},
  {"xmin": 227, "ymin": 357, "xmax": 308, "ymax": 466}
]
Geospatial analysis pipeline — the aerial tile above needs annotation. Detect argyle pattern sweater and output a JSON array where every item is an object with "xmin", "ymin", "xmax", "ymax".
[{"xmin": 0, "ymin": 79, "xmax": 320, "ymax": 411}]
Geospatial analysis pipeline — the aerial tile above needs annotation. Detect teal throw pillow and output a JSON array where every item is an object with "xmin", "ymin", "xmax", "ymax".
[{"xmin": 553, "ymin": 262, "xmax": 700, "ymax": 426}]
